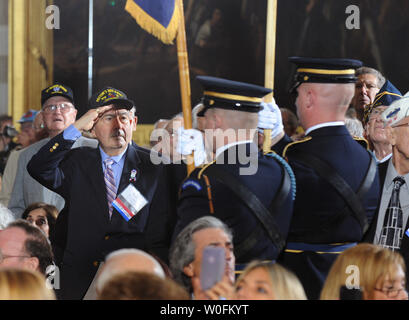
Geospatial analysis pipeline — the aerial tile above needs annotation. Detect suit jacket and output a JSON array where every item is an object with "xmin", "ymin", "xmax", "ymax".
[
  {"xmin": 273, "ymin": 125, "xmax": 381, "ymax": 300},
  {"xmin": 8, "ymin": 136, "xmax": 98, "ymax": 217},
  {"xmin": 174, "ymin": 142, "xmax": 294, "ymax": 263},
  {"xmin": 0, "ymin": 148, "xmax": 22, "ymax": 207},
  {"xmin": 27, "ymin": 133, "xmax": 177, "ymax": 300},
  {"xmin": 363, "ymin": 160, "xmax": 409, "ymax": 279}
]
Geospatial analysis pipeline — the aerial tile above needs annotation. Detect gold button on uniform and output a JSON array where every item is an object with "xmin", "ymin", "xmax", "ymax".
[
  {"xmin": 104, "ymin": 235, "xmax": 110, "ymax": 240},
  {"xmin": 93, "ymin": 261, "xmax": 99, "ymax": 267}
]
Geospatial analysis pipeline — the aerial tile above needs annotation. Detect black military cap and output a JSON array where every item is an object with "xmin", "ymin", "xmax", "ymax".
[
  {"xmin": 289, "ymin": 57, "xmax": 363, "ymax": 93},
  {"xmin": 88, "ymin": 87, "xmax": 134, "ymax": 110},
  {"xmin": 41, "ymin": 83, "xmax": 74, "ymax": 106},
  {"xmin": 196, "ymin": 76, "xmax": 272, "ymax": 117}
]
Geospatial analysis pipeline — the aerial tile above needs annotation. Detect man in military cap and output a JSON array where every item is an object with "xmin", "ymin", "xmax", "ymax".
[
  {"xmin": 14, "ymin": 110, "xmax": 41, "ymax": 148},
  {"xmin": 0, "ymin": 110, "xmax": 41, "ymax": 207},
  {"xmin": 8, "ymin": 83, "xmax": 98, "ymax": 217},
  {"xmin": 173, "ymin": 76, "xmax": 295, "ymax": 269},
  {"xmin": 270, "ymin": 57, "xmax": 380, "ymax": 299},
  {"xmin": 364, "ymin": 96, "xmax": 409, "ymax": 283},
  {"xmin": 363, "ymin": 79, "xmax": 402, "ymax": 163},
  {"xmin": 27, "ymin": 87, "xmax": 177, "ymax": 300}
]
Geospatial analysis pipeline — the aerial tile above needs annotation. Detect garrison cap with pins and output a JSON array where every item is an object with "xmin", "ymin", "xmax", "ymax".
[
  {"xmin": 41, "ymin": 83, "xmax": 75, "ymax": 106},
  {"xmin": 289, "ymin": 57, "xmax": 363, "ymax": 93},
  {"xmin": 18, "ymin": 110, "xmax": 39, "ymax": 123},
  {"xmin": 381, "ymin": 94, "xmax": 409, "ymax": 128},
  {"xmin": 88, "ymin": 87, "xmax": 134, "ymax": 111},
  {"xmin": 196, "ymin": 76, "xmax": 272, "ymax": 117},
  {"xmin": 363, "ymin": 79, "xmax": 402, "ymax": 124}
]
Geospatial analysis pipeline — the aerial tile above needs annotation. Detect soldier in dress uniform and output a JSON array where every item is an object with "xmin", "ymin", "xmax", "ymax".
[
  {"xmin": 173, "ymin": 76, "xmax": 295, "ymax": 273},
  {"xmin": 269, "ymin": 57, "xmax": 381, "ymax": 299}
]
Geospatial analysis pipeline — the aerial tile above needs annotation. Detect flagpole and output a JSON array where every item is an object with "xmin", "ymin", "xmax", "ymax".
[
  {"xmin": 88, "ymin": 0, "xmax": 94, "ymax": 99},
  {"xmin": 262, "ymin": 0, "xmax": 278, "ymax": 153},
  {"xmin": 176, "ymin": 0, "xmax": 195, "ymax": 175}
]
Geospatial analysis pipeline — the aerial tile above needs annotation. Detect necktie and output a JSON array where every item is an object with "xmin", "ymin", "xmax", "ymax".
[
  {"xmin": 104, "ymin": 158, "xmax": 117, "ymax": 218},
  {"xmin": 379, "ymin": 176, "xmax": 405, "ymax": 251}
]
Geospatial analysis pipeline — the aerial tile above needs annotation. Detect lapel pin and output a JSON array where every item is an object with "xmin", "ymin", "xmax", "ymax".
[{"xmin": 129, "ymin": 169, "xmax": 137, "ymax": 182}]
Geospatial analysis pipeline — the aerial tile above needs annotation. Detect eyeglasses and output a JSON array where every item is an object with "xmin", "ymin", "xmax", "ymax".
[
  {"xmin": 99, "ymin": 112, "xmax": 132, "ymax": 125},
  {"xmin": 368, "ymin": 108, "xmax": 387, "ymax": 121},
  {"xmin": 374, "ymin": 286, "xmax": 407, "ymax": 298},
  {"xmin": 42, "ymin": 103, "xmax": 74, "ymax": 114},
  {"xmin": 0, "ymin": 250, "xmax": 31, "ymax": 264},
  {"xmin": 392, "ymin": 123, "xmax": 409, "ymax": 129}
]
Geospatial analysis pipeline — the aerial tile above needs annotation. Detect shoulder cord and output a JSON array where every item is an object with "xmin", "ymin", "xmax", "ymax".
[{"xmin": 266, "ymin": 152, "xmax": 296, "ymax": 201}]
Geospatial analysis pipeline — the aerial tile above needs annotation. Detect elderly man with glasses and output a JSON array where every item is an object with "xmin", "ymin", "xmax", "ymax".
[
  {"xmin": 364, "ymin": 96, "xmax": 409, "ymax": 289},
  {"xmin": 363, "ymin": 80, "xmax": 402, "ymax": 164},
  {"xmin": 27, "ymin": 87, "xmax": 177, "ymax": 300},
  {"xmin": 7, "ymin": 83, "xmax": 98, "ymax": 217}
]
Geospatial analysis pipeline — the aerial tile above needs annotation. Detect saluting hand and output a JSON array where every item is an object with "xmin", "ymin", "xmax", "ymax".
[{"xmin": 73, "ymin": 105, "xmax": 112, "ymax": 132}]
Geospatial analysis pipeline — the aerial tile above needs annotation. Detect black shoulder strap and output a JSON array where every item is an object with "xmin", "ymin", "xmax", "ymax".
[
  {"xmin": 269, "ymin": 163, "xmax": 291, "ymax": 213},
  {"xmin": 289, "ymin": 150, "xmax": 376, "ymax": 234},
  {"xmin": 203, "ymin": 165, "xmax": 290, "ymax": 258}
]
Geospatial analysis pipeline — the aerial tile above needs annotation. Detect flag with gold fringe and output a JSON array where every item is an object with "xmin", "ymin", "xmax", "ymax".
[{"xmin": 125, "ymin": 0, "xmax": 180, "ymax": 45}]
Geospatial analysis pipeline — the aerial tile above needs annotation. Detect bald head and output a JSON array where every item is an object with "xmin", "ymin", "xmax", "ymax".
[
  {"xmin": 207, "ymin": 108, "xmax": 258, "ymax": 131},
  {"xmin": 296, "ymin": 83, "xmax": 354, "ymax": 130},
  {"xmin": 309, "ymin": 83, "xmax": 354, "ymax": 109},
  {"xmin": 95, "ymin": 249, "xmax": 165, "ymax": 294}
]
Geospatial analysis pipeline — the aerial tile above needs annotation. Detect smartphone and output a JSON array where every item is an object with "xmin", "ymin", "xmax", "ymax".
[{"xmin": 200, "ymin": 246, "xmax": 226, "ymax": 291}]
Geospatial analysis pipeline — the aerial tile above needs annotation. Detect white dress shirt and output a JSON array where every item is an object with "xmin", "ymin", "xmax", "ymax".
[{"xmin": 304, "ymin": 121, "xmax": 345, "ymax": 136}]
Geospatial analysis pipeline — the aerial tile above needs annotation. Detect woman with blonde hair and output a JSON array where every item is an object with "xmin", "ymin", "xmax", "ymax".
[
  {"xmin": 321, "ymin": 243, "xmax": 408, "ymax": 300},
  {"xmin": 0, "ymin": 269, "xmax": 56, "ymax": 300},
  {"xmin": 235, "ymin": 260, "xmax": 307, "ymax": 300}
]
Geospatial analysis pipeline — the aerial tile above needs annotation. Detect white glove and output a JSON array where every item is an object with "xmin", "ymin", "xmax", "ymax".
[
  {"xmin": 177, "ymin": 127, "xmax": 206, "ymax": 166},
  {"xmin": 258, "ymin": 99, "xmax": 284, "ymax": 139}
]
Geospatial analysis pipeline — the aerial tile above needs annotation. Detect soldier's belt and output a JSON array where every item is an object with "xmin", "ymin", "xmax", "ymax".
[{"xmin": 285, "ymin": 242, "xmax": 357, "ymax": 254}]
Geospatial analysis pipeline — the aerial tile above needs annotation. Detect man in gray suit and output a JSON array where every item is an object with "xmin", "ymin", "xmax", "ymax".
[{"xmin": 8, "ymin": 83, "xmax": 98, "ymax": 217}]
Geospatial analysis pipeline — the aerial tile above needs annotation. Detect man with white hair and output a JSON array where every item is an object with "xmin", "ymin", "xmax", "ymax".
[
  {"xmin": 83, "ymin": 248, "xmax": 165, "ymax": 300},
  {"xmin": 364, "ymin": 96, "xmax": 409, "ymax": 279},
  {"xmin": 362, "ymin": 80, "xmax": 402, "ymax": 163},
  {"xmin": 8, "ymin": 83, "xmax": 97, "ymax": 217}
]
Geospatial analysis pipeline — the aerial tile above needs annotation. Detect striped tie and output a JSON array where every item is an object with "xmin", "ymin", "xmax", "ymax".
[{"xmin": 104, "ymin": 158, "xmax": 117, "ymax": 218}]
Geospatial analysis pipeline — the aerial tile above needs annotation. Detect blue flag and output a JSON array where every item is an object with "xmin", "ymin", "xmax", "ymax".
[{"xmin": 125, "ymin": 0, "xmax": 180, "ymax": 44}]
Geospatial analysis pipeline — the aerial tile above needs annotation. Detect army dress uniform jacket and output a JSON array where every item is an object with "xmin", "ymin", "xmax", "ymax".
[
  {"xmin": 173, "ymin": 142, "xmax": 294, "ymax": 264},
  {"xmin": 273, "ymin": 125, "xmax": 380, "ymax": 300},
  {"xmin": 27, "ymin": 132, "xmax": 177, "ymax": 300}
]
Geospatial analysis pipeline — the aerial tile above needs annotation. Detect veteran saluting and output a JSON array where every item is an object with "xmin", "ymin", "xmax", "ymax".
[{"xmin": 27, "ymin": 87, "xmax": 177, "ymax": 300}]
